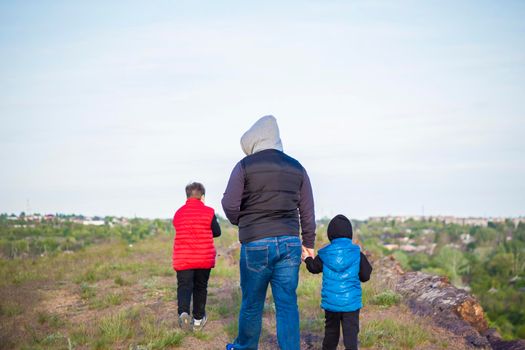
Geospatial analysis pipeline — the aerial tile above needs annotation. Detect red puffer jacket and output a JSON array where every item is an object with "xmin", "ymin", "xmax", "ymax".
[{"xmin": 172, "ymin": 198, "xmax": 216, "ymax": 271}]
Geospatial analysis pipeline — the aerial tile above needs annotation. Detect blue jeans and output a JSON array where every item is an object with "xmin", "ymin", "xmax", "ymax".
[{"xmin": 231, "ymin": 235, "xmax": 302, "ymax": 350}]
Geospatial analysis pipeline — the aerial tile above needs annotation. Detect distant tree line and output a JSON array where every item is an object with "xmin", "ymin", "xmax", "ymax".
[{"xmin": 0, "ymin": 214, "xmax": 172, "ymax": 259}]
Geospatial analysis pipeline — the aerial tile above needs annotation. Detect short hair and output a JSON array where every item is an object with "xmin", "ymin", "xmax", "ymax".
[{"xmin": 185, "ymin": 182, "xmax": 205, "ymax": 199}]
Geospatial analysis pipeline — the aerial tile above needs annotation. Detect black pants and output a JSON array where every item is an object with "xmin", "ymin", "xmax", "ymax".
[
  {"xmin": 176, "ymin": 269, "xmax": 211, "ymax": 320},
  {"xmin": 322, "ymin": 309, "xmax": 360, "ymax": 350}
]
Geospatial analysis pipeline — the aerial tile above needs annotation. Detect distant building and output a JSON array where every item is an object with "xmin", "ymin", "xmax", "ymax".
[
  {"xmin": 399, "ymin": 244, "xmax": 418, "ymax": 252},
  {"xmin": 369, "ymin": 215, "xmax": 492, "ymax": 227},
  {"xmin": 460, "ymin": 233, "xmax": 475, "ymax": 245},
  {"xmin": 463, "ymin": 218, "xmax": 488, "ymax": 227},
  {"xmin": 511, "ymin": 217, "xmax": 525, "ymax": 228},
  {"xmin": 82, "ymin": 219, "xmax": 105, "ymax": 226}
]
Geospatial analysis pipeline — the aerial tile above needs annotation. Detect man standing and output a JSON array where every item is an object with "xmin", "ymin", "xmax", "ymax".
[{"xmin": 222, "ymin": 115, "xmax": 316, "ymax": 350}]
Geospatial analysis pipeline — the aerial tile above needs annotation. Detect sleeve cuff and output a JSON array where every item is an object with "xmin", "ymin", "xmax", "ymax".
[{"xmin": 302, "ymin": 241, "xmax": 315, "ymax": 249}]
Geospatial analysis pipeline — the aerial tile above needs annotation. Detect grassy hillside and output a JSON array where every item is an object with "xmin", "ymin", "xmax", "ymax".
[{"xmin": 1, "ymin": 219, "xmax": 474, "ymax": 349}]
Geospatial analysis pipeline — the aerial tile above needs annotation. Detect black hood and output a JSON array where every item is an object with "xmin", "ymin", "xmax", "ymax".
[{"xmin": 327, "ymin": 214, "xmax": 353, "ymax": 241}]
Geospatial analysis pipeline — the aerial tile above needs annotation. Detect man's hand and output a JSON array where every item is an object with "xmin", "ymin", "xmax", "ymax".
[{"xmin": 301, "ymin": 246, "xmax": 315, "ymax": 261}]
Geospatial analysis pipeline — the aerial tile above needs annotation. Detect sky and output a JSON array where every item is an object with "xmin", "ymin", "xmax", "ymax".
[{"xmin": 1, "ymin": 0, "xmax": 524, "ymax": 220}]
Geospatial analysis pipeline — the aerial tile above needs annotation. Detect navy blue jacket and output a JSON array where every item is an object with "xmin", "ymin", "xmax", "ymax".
[{"xmin": 222, "ymin": 149, "xmax": 316, "ymax": 247}]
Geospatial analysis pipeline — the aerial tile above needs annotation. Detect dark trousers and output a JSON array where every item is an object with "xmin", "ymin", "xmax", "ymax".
[
  {"xmin": 176, "ymin": 269, "xmax": 211, "ymax": 320},
  {"xmin": 322, "ymin": 309, "xmax": 360, "ymax": 350}
]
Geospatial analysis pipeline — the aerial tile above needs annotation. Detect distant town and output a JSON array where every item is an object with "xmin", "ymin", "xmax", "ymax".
[
  {"xmin": 368, "ymin": 215, "xmax": 525, "ymax": 228},
  {"xmin": 1, "ymin": 213, "xmax": 130, "ymax": 227},
  {"xmin": 2, "ymin": 212, "xmax": 524, "ymax": 228}
]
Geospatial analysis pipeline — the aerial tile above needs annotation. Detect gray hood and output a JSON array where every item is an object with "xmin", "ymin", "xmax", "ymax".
[{"xmin": 240, "ymin": 115, "xmax": 283, "ymax": 156}]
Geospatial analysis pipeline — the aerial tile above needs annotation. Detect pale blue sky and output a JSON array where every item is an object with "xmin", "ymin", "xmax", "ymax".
[{"xmin": 1, "ymin": 0, "xmax": 524, "ymax": 219}]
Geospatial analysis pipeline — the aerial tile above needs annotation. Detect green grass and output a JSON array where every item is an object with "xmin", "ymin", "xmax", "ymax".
[
  {"xmin": 90, "ymin": 292, "xmax": 124, "ymax": 309},
  {"xmin": 359, "ymin": 318, "xmax": 432, "ymax": 349},
  {"xmin": 40, "ymin": 332, "xmax": 69, "ymax": 347},
  {"xmin": 37, "ymin": 312, "xmax": 65, "ymax": 328},
  {"xmin": 297, "ymin": 273, "xmax": 321, "ymax": 297},
  {"xmin": 362, "ymin": 277, "xmax": 382, "ymax": 305},
  {"xmin": 98, "ymin": 311, "xmax": 132, "ymax": 343},
  {"xmin": 104, "ymin": 292, "xmax": 124, "ymax": 306},
  {"xmin": 142, "ymin": 276, "xmax": 160, "ymax": 290},
  {"xmin": 75, "ymin": 269, "xmax": 98, "ymax": 284},
  {"xmin": 113, "ymin": 275, "xmax": 131, "ymax": 286},
  {"xmin": 160, "ymin": 285, "xmax": 177, "ymax": 302},
  {"xmin": 192, "ymin": 331, "xmax": 211, "ymax": 341},
  {"xmin": 0, "ymin": 243, "xmax": 128, "ymax": 287},
  {"xmin": 212, "ymin": 258, "xmax": 237, "ymax": 278},
  {"xmin": 74, "ymin": 262, "xmax": 119, "ymax": 284},
  {"xmin": 299, "ymin": 315, "xmax": 324, "ymax": 332},
  {"xmin": 209, "ymin": 302, "xmax": 234, "ymax": 319},
  {"xmin": 146, "ymin": 263, "xmax": 174, "ymax": 277},
  {"xmin": 224, "ymin": 319, "xmax": 238, "ymax": 340},
  {"xmin": 109, "ymin": 261, "xmax": 143, "ymax": 274},
  {"xmin": 0, "ymin": 225, "xmax": 464, "ymax": 349},
  {"xmin": 0, "ymin": 301, "xmax": 23, "ymax": 317},
  {"xmin": 80, "ymin": 282, "xmax": 96, "ymax": 299},
  {"xmin": 149, "ymin": 331, "xmax": 185, "ymax": 349},
  {"xmin": 297, "ymin": 274, "xmax": 322, "ymax": 311},
  {"xmin": 370, "ymin": 290, "xmax": 402, "ymax": 308},
  {"xmin": 12, "ymin": 271, "xmax": 39, "ymax": 285},
  {"xmin": 69, "ymin": 325, "xmax": 89, "ymax": 346},
  {"xmin": 209, "ymin": 285, "xmax": 242, "ymax": 321},
  {"xmin": 140, "ymin": 314, "xmax": 186, "ymax": 349}
]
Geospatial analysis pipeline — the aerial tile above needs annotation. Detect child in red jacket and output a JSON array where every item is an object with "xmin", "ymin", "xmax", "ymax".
[{"xmin": 173, "ymin": 182, "xmax": 221, "ymax": 331}]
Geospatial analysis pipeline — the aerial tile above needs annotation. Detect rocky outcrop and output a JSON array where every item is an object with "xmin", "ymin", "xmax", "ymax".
[
  {"xmin": 397, "ymin": 271, "xmax": 490, "ymax": 348},
  {"xmin": 486, "ymin": 329, "xmax": 525, "ymax": 350},
  {"xmin": 375, "ymin": 256, "xmax": 525, "ymax": 350}
]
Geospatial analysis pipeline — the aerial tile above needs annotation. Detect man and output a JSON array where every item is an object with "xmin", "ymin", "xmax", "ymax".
[{"xmin": 222, "ymin": 115, "xmax": 316, "ymax": 350}]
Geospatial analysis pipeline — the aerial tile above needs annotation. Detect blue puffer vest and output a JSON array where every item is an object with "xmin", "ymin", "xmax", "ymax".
[{"xmin": 318, "ymin": 238, "xmax": 362, "ymax": 312}]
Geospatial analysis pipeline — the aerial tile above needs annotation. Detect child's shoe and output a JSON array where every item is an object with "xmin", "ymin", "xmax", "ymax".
[
  {"xmin": 179, "ymin": 312, "xmax": 192, "ymax": 331},
  {"xmin": 193, "ymin": 314, "xmax": 208, "ymax": 331}
]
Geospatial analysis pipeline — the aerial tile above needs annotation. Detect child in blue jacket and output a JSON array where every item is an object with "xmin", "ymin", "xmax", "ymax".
[{"xmin": 304, "ymin": 214, "xmax": 372, "ymax": 350}]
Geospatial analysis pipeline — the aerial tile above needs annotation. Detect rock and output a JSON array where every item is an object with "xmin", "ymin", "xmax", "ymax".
[
  {"xmin": 376, "ymin": 257, "xmax": 491, "ymax": 348},
  {"xmin": 374, "ymin": 256, "xmax": 525, "ymax": 350},
  {"xmin": 485, "ymin": 329, "xmax": 525, "ymax": 350},
  {"xmin": 456, "ymin": 299, "xmax": 488, "ymax": 334},
  {"xmin": 488, "ymin": 337, "xmax": 525, "ymax": 350}
]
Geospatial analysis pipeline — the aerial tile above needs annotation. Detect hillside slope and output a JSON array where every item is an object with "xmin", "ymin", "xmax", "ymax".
[{"xmin": 0, "ymin": 231, "xmax": 523, "ymax": 349}]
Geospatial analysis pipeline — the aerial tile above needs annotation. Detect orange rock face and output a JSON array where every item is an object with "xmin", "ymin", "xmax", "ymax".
[{"xmin": 456, "ymin": 299, "xmax": 488, "ymax": 334}]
